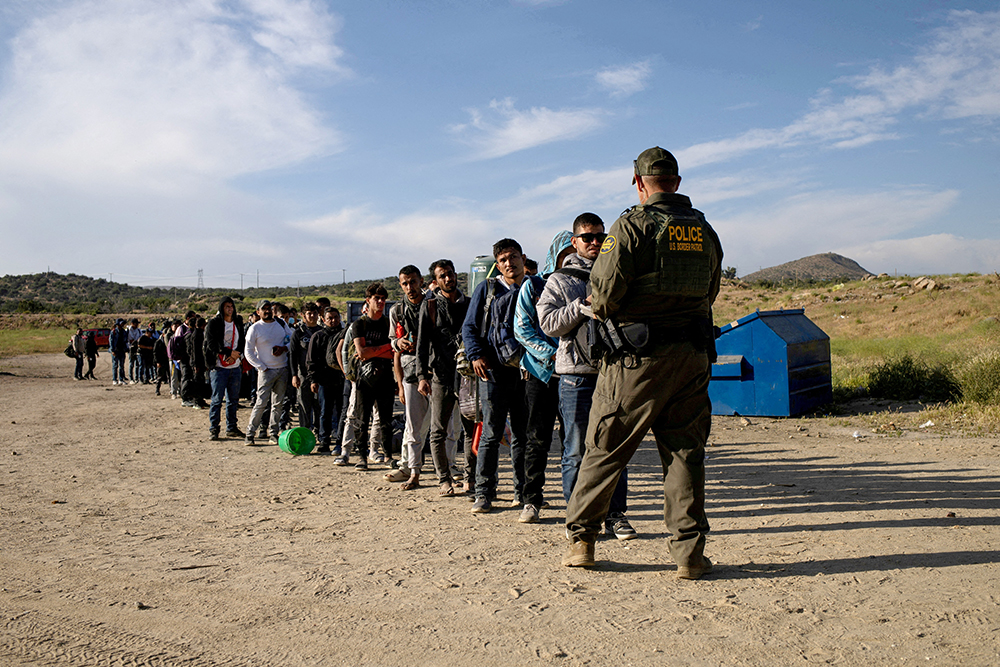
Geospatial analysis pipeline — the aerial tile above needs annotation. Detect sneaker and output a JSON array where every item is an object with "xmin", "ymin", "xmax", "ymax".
[
  {"xmin": 562, "ymin": 540, "xmax": 596, "ymax": 568},
  {"xmin": 605, "ymin": 513, "xmax": 638, "ymax": 541},
  {"xmin": 334, "ymin": 455, "xmax": 349, "ymax": 466},
  {"xmin": 369, "ymin": 454, "xmax": 385, "ymax": 464},
  {"xmin": 331, "ymin": 445, "xmax": 342, "ymax": 457},
  {"xmin": 257, "ymin": 431, "xmax": 268, "ymax": 440},
  {"xmin": 510, "ymin": 497, "xmax": 523, "ymax": 508},
  {"xmin": 677, "ymin": 556, "xmax": 714, "ymax": 580},
  {"xmin": 194, "ymin": 402, "xmax": 208, "ymax": 410},
  {"xmin": 518, "ymin": 504, "xmax": 540, "ymax": 524},
  {"xmin": 470, "ymin": 497, "xmax": 492, "ymax": 514},
  {"xmin": 244, "ymin": 435, "xmax": 255, "ymax": 446},
  {"xmin": 268, "ymin": 435, "xmax": 279, "ymax": 445},
  {"xmin": 355, "ymin": 460, "xmax": 369, "ymax": 471},
  {"xmin": 225, "ymin": 428, "xmax": 245, "ymax": 439},
  {"xmin": 209, "ymin": 432, "xmax": 219, "ymax": 441},
  {"xmin": 181, "ymin": 401, "xmax": 195, "ymax": 408},
  {"xmin": 315, "ymin": 444, "xmax": 332, "ymax": 455}
]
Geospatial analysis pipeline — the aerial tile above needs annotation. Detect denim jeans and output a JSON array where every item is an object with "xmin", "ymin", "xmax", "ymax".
[
  {"xmin": 209, "ymin": 366, "xmax": 242, "ymax": 433},
  {"xmin": 559, "ymin": 373, "xmax": 628, "ymax": 514},
  {"xmin": 112, "ymin": 354, "xmax": 127, "ymax": 383},
  {"xmin": 316, "ymin": 377, "xmax": 343, "ymax": 446},
  {"xmin": 475, "ymin": 366, "xmax": 527, "ymax": 501},
  {"xmin": 74, "ymin": 355, "xmax": 84, "ymax": 379}
]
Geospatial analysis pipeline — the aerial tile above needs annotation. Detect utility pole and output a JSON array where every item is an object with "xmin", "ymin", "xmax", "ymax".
[
  {"xmin": 240, "ymin": 273, "xmax": 244, "ymax": 290},
  {"xmin": 197, "ymin": 269, "xmax": 204, "ymax": 290},
  {"xmin": 109, "ymin": 273, "xmax": 113, "ymax": 283},
  {"xmin": 342, "ymin": 269, "xmax": 346, "ymax": 284},
  {"xmin": 256, "ymin": 270, "xmax": 259, "ymax": 289}
]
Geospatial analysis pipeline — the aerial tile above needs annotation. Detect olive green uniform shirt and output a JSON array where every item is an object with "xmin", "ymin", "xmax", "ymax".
[{"xmin": 590, "ymin": 191, "xmax": 723, "ymax": 330}]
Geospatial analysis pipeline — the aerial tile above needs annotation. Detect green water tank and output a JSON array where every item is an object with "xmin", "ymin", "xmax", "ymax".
[{"xmin": 469, "ymin": 256, "xmax": 496, "ymax": 294}]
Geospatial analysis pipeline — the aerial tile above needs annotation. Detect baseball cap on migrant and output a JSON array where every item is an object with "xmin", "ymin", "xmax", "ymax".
[
  {"xmin": 632, "ymin": 146, "xmax": 678, "ymax": 184},
  {"xmin": 255, "ymin": 299, "xmax": 272, "ymax": 311}
]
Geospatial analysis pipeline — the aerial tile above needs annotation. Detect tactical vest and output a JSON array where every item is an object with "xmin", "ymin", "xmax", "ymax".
[{"xmin": 630, "ymin": 203, "xmax": 716, "ymax": 300}]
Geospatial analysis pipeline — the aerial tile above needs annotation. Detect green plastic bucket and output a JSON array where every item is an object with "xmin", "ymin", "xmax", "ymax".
[{"xmin": 278, "ymin": 427, "xmax": 315, "ymax": 456}]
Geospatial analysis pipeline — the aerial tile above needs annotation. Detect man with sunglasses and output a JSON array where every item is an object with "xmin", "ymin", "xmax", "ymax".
[
  {"xmin": 562, "ymin": 147, "xmax": 723, "ymax": 580},
  {"xmin": 538, "ymin": 213, "xmax": 636, "ymax": 540}
]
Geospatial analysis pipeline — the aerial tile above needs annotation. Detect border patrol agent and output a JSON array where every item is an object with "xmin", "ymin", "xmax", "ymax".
[{"xmin": 562, "ymin": 147, "xmax": 723, "ymax": 579}]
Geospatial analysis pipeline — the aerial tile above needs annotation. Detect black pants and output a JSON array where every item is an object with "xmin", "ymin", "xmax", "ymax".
[
  {"xmin": 356, "ymin": 373, "xmax": 395, "ymax": 462},
  {"xmin": 523, "ymin": 373, "xmax": 559, "ymax": 507}
]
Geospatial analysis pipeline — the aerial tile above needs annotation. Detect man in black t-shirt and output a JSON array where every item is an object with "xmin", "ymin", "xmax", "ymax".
[{"xmin": 350, "ymin": 283, "xmax": 396, "ymax": 471}]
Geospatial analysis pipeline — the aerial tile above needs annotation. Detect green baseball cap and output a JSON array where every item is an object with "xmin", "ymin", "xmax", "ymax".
[{"xmin": 632, "ymin": 146, "xmax": 678, "ymax": 183}]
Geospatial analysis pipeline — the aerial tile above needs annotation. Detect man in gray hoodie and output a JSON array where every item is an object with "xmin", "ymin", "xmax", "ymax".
[{"xmin": 537, "ymin": 212, "xmax": 637, "ymax": 540}]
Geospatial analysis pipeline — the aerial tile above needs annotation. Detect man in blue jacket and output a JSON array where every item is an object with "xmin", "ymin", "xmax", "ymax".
[{"xmin": 461, "ymin": 238, "xmax": 529, "ymax": 514}]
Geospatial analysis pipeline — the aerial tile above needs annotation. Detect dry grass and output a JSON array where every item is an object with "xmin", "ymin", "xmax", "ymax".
[{"xmin": 715, "ymin": 273, "xmax": 1000, "ymax": 433}]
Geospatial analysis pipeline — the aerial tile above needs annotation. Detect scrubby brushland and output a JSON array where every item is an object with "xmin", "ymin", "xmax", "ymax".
[
  {"xmin": 3, "ymin": 270, "xmax": 1000, "ymax": 430},
  {"xmin": 0, "ymin": 271, "xmax": 468, "ymax": 316}
]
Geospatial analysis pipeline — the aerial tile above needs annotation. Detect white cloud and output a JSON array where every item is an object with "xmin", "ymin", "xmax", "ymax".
[
  {"xmin": 745, "ymin": 15, "xmax": 763, "ymax": 32},
  {"xmin": 453, "ymin": 97, "xmax": 606, "ymax": 159},
  {"xmin": 0, "ymin": 0, "xmax": 345, "ymax": 192},
  {"xmin": 712, "ymin": 187, "xmax": 960, "ymax": 275},
  {"xmin": 837, "ymin": 234, "xmax": 1000, "ymax": 275},
  {"xmin": 678, "ymin": 9, "xmax": 1000, "ymax": 170},
  {"xmin": 595, "ymin": 61, "xmax": 651, "ymax": 98}
]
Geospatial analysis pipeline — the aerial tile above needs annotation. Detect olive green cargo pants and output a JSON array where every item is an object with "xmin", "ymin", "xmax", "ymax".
[{"xmin": 565, "ymin": 341, "xmax": 711, "ymax": 568}]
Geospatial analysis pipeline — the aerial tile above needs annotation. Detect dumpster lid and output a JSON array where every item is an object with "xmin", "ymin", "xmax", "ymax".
[{"xmin": 718, "ymin": 308, "xmax": 804, "ymax": 335}]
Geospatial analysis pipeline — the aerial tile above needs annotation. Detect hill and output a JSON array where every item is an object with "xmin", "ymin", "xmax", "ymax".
[{"xmin": 740, "ymin": 252, "xmax": 873, "ymax": 284}]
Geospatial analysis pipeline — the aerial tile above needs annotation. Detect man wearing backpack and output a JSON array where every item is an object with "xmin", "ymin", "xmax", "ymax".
[
  {"xmin": 350, "ymin": 283, "xmax": 396, "ymax": 471},
  {"xmin": 388, "ymin": 265, "xmax": 429, "ymax": 489},
  {"xmin": 306, "ymin": 306, "xmax": 345, "ymax": 455},
  {"xmin": 243, "ymin": 300, "xmax": 291, "ymax": 446},
  {"xmin": 416, "ymin": 259, "xmax": 472, "ymax": 497},
  {"xmin": 461, "ymin": 238, "xmax": 529, "ymax": 513},
  {"xmin": 538, "ymin": 213, "xmax": 637, "ymax": 540}
]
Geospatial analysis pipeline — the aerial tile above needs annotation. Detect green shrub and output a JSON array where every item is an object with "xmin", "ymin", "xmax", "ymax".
[
  {"xmin": 866, "ymin": 354, "xmax": 961, "ymax": 403},
  {"xmin": 959, "ymin": 351, "xmax": 1000, "ymax": 404}
]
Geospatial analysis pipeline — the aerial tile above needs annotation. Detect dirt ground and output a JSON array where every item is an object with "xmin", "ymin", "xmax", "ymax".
[{"xmin": 1, "ymin": 353, "xmax": 998, "ymax": 666}]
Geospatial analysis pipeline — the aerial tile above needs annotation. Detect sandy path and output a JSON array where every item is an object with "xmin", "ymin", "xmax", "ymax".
[{"xmin": 1, "ymin": 353, "xmax": 998, "ymax": 666}]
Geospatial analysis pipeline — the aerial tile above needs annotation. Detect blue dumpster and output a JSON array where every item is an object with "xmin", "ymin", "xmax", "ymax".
[{"xmin": 710, "ymin": 309, "xmax": 832, "ymax": 417}]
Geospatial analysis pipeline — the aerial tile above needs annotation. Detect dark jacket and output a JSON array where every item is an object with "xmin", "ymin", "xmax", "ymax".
[
  {"xmin": 109, "ymin": 326, "xmax": 128, "ymax": 356},
  {"xmin": 204, "ymin": 297, "xmax": 246, "ymax": 371},
  {"xmin": 187, "ymin": 325, "xmax": 206, "ymax": 372},
  {"xmin": 290, "ymin": 322, "xmax": 324, "ymax": 379},
  {"xmin": 304, "ymin": 324, "xmax": 344, "ymax": 387},
  {"xmin": 418, "ymin": 290, "xmax": 469, "ymax": 386}
]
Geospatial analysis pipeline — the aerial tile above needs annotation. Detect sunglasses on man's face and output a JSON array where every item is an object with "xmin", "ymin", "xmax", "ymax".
[{"xmin": 575, "ymin": 233, "xmax": 607, "ymax": 244}]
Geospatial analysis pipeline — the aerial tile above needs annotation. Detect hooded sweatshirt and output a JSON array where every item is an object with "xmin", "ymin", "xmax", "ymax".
[
  {"xmin": 204, "ymin": 297, "xmax": 246, "ymax": 371},
  {"xmin": 537, "ymin": 252, "xmax": 597, "ymax": 376}
]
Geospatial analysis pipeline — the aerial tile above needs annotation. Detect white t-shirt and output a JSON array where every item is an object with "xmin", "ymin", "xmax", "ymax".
[
  {"xmin": 245, "ymin": 320, "xmax": 291, "ymax": 370},
  {"xmin": 218, "ymin": 320, "xmax": 239, "ymax": 368}
]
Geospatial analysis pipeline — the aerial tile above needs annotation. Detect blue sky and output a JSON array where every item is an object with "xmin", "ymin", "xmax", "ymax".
[{"xmin": 1, "ymin": 0, "xmax": 998, "ymax": 288}]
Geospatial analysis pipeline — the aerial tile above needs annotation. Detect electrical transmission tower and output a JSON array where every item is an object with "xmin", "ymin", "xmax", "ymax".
[{"xmin": 197, "ymin": 269, "xmax": 204, "ymax": 289}]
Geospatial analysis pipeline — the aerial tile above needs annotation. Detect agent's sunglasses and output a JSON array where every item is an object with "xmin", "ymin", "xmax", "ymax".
[{"xmin": 575, "ymin": 233, "xmax": 607, "ymax": 244}]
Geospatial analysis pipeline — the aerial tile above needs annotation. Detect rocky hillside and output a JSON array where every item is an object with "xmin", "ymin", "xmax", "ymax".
[{"xmin": 741, "ymin": 252, "xmax": 873, "ymax": 284}]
